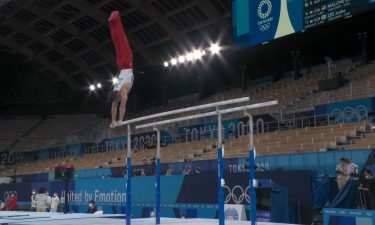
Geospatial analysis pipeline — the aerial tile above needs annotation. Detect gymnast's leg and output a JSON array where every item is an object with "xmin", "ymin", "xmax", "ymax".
[
  {"xmin": 109, "ymin": 90, "xmax": 120, "ymax": 128},
  {"xmin": 118, "ymin": 83, "xmax": 132, "ymax": 123},
  {"xmin": 111, "ymin": 101, "xmax": 118, "ymax": 127},
  {"xmin": 108, "ymin": 11, "xmax": 133, "ymax": 128},
  {"xmin": 108, "ymin": 10, "xmax": 133, "ymax": 70}
]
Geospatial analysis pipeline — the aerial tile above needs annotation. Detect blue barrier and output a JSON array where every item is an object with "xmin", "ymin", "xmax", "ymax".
[
  {"xmin": 255, "ymin": 149, "xmax": 371, "ymax": 175},
  {"xmin": 323, "ymin": 208, "xmax": 375, "ymax": 225}
]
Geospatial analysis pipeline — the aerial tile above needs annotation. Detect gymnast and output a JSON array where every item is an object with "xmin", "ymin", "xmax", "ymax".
[{"xmin": 108, "ymin": 10, "xmax": 134, "ymax": 128}]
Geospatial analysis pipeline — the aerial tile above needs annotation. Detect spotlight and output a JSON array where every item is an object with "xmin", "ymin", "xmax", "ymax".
[
  {"xmin": 163, "ymin": 61, "xmax": 169, "ymax": 67},
  {"xmin": 171, "ymin": 58, "xmax": 177, "ymax": 65},
  {"xmin": 185, "ymin": 52, "xmax": 193, "ymax": 61},
  {"xmin": 193, "ymin": 50, "xmax": 202, "ymax": 60},
  {"xmin": 112, "ymin": 77, "xmax": 118, "ymax": 85},
  {"xmin": 97, "ymin": 83, "xmax": 102, "ymax": 88},
  {"xmin": 89, "ymin": 85, "xmax": 95, "ymax": 91},
  {"xmin": 201, "ymin": 50, "xmax": 206, "ymax": 56},
  {"xmin": 178, "ymin": 55, "xmax": 185, "ymax": 63},
  {"xmin": 209, "ymin": 43, "xmax": 220, "ymax": 54}
]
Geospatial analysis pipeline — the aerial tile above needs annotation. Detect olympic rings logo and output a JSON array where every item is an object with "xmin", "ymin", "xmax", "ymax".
[
  {"xmin": 224, "ymin": 185, "xmax": 250, "ymax": 204},
  {"xmin": 258, "ymin": 0, "xmax": 272, "ymax": 19},
  {"xmin": 259, "ymin": 23, "xmax": 271, "ymax": 32},
  {"xmin": 330, "ymin": 105, "xmax": 367, "ymax": 123},
  {"xmin": 4, "ymin": 191, "xmax": 17, "ymax": 202}
]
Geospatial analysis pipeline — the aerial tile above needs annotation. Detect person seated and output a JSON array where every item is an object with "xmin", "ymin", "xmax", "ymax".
[
  {"xmin": 182, "ymin": 166, "xmax": 191, "ymax": 175},
  {"xmin": 165, "ymin": 168, "xmax": 172, "ymax": 176},
  {"xmin": 195, "ymin": 167, "xmax": 201, "ymax": 175},
  {"xmin": 87, "ymin": 200, "xmax": 97, "ymax": 214}
]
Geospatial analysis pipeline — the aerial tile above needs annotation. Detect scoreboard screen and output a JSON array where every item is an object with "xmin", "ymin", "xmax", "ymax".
[
  {"xmin": 55, "ymin": 166, "xmax": 74, "ymax": 180},
  {"xmin": 233, "ymin": 0, "xmax": 375, "ymax": 47},
  {"xmin": 305, "ymin": 0, "xmax": 372, "ymax": 29}
]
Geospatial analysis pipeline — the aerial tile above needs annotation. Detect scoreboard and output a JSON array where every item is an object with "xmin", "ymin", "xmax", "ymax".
[
  {"xmin": 55, "ymin": 165, "xmax": 74, "ymax": 180},
  {"xmin": 233, "ymin": 0, "xmax": 375, "ymax": 47},
  {"xmin": 305, "ymin": 0, "xmax": 372, "ymax": 29}
]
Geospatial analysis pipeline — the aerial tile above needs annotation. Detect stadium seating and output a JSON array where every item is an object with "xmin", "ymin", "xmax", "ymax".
[
  {"xmin": 0, "ymin": 118, "xmax": 40, "ymax": 151},
  {"xmin": 10, "ymin": 115, "xmax": 102, "ymax": 152},
  {"xmin": 286, "ymin": 61, "xmax": 375, "ymax": 112},
  {"xmin": 0, "ymin": 120, "xmax": 369, "ymax": 177}
]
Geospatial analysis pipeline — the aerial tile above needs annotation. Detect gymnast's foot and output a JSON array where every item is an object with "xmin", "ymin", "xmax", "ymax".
[
  {"xmin": 110, "ymin": 121, "xmax": 117, "ymax": 129},
  {"xmin": 108, "ymin": 11, "xmax": 119, "ymax": 22}
]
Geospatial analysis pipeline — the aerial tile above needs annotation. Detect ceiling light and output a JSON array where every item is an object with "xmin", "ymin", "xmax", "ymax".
[
  {"xmin": 185, "ymin": 52, "xmax": 193, "ymax": 61},
  {"xmin": 178, "ymin": 55, "xmax": 185, "ymax": 63},
  {"xmin": 209, "ymin": 43, "xmax": 220, "ymax": 54},
  {"xmin": 193, "ymin": 50, "xmax": 202, "ymax": 60}
]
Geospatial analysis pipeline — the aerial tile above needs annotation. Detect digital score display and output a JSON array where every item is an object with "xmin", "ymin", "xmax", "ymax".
[
  {"xmin": 55, "ymin": 166, "xmax": 74, "ymax": 180},
  {"xmin": 305, "ymin": 0, "xmax": 372, "ymax": 29},
  {"xmin": 233, "ymin": 0, "xmax": 375, "ymax": 47}
]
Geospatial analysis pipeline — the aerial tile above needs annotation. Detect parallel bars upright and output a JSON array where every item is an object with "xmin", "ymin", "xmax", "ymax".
[{"xmin": 136, "ymin": 100, "xmax": 278, "ymax": 225}]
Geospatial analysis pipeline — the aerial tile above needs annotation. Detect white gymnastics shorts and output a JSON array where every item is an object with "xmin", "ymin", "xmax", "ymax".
[{"xmin": 114, "ymin": 68, "xmax": 134, "ymax": 91}]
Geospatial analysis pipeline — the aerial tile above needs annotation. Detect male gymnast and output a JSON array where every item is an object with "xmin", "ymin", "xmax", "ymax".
[{"xmin": 108, "ymin": 10, "xmax": 134, "ymax": 128}]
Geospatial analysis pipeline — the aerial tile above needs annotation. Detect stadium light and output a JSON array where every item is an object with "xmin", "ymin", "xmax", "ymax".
[
  {"xmin": 89, "ymin": 85, "xmax": 95, "ymax": 91},
  {"xmin": 162, "ymin": 46, "xmax": 215, "ymax": 66},
  {"xmin": 193, "ymin": 50, "xmax": 202, "ymax": 60},
  {"xmin": 171, "ymin": 58, "xmax": 177, "ymax": 65},
  {"xmin": 186, "ymin": 52, "xmax": 193, "ymax": 61},
  {"xmin": 209, "ymin": 43, "xmax": 220, "ymax": 54},
  {"xmin": 97, "ymin": 83, "xmax": 102, "ymax": 88},
  {"xmin": 178, "ymin": 55, "xmax": 185, "ymax": 63},
  {"xmin": 112, "ymin": 77, "xmax": 118, "ymax": 85}
]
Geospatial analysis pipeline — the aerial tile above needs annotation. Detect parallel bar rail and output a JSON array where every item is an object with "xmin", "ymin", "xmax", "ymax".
[
  {"xmin": 135, "ymin": 101, "xmax": 278, "ymax": 129},
  {"xmin": 118, "ymin": 97, "xmax": 250, "ymax": 126}
]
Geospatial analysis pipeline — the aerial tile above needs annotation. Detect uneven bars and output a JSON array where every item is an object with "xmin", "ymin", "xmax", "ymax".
[
  {"xmin": 135, "ymin": 100, "xmax": 278, "ymax": 129},
  {"xmin": 118, "ymin": 97, "xmax": 250, "ymax": 126}
]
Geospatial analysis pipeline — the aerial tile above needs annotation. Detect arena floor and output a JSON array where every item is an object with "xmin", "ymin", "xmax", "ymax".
[{"xmin": 0, "ymin": 211, "xmax": 298, "ymax": 225}]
